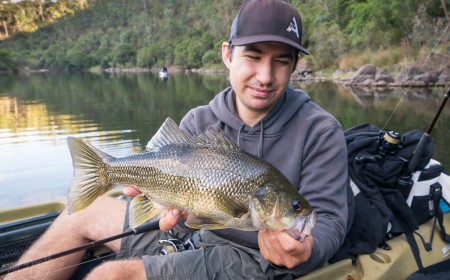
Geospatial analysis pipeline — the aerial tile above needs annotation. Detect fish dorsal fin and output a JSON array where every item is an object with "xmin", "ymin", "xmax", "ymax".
[
  {"xmin": 147, "ymin": 118, "xmax": 239, "ymax": 151},
  {"xmin": 146, "ymin": 118, "xmax": 195, "ymax": 151},
  {"xmin": 196, "ymin": 127, "xmax": 239, "ymax": 151}
]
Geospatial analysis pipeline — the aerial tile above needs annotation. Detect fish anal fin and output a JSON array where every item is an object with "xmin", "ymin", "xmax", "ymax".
[
  {"xmin": 129, "ymin": 194, "xmax": 161, "ymax": 228},
  {"xmin": 185, "ymin": 215, "xmax": 226, "ymax": 230}
]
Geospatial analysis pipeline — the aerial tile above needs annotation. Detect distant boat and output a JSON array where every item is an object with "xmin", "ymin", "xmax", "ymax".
[{"xmin": 159, "ymin": 67, "xmax": 169, "ymax": 79}]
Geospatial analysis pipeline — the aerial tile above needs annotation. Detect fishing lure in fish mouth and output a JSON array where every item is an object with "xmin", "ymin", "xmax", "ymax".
[{"xmin": 67, "ymin": 117, "xmax": 316, "ymax": 238}]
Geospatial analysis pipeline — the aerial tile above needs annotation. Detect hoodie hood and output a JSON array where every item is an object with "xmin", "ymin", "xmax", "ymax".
[{"xmin": 209, "ymin": 86, "xmax": 311, "ymax": 136}]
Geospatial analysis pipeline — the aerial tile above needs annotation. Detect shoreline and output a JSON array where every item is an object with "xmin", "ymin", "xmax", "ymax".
[{"xmin": 15, "ymin": 58, "xmax": 450, "ymax": 88}]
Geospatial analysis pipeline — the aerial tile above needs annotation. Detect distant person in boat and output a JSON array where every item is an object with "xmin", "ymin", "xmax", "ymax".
[{"xmin": 6, "ymin": 1, "xmax": 350, "ymax": 279}]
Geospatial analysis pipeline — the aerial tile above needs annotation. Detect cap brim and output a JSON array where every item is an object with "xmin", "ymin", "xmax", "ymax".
[{"xmin": 232, "ymin": 35, "xmax": 310, "ymax": 55}]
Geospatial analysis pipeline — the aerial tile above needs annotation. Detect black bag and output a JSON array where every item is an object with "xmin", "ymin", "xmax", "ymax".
[
  {"xmin": 331, "ymin": 123, "xmax": 449, "ymax": 265},
  {"xmin": 408, "ymin": 258, "xmax": 450, "ymax": 280}
]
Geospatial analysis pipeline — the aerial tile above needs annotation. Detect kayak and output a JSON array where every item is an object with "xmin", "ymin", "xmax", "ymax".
[
  {"xmin": 1, "ymin": 187, "xmax": 449, "ymax": 280},
  {"xmin": 300, "ymin": 213, "xmax": 450, "ymax": 280},
  {"xmin": 0, "ymin": 189, "xmax": 124, "ymax": 279}
]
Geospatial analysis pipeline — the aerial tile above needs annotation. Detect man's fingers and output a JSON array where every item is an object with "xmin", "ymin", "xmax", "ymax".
[
  {"xmin": 123, "ymin": 185, "xmax": 141, "ymax": 197},
  {"xmin": 159, "ymin": 209, "xmax": 182, "ymax": 232}
]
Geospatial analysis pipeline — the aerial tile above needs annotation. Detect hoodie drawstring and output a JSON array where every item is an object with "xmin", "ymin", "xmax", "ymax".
[
  {"xmin": 237, "ymin": 124, "xmax": 245, "ymax": 148},
  {"xmin": 236, "ymin": 122, "xmax": 265, "ymax": 158},
  {"xmin": 258, "ymin": 121, "xmax": 264, "ymax": 158}
]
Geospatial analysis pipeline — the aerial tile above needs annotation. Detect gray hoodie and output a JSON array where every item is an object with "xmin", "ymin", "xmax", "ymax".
[{"xmin": 179, "ymin": 86, "xmax": 349, "ymax": 275}]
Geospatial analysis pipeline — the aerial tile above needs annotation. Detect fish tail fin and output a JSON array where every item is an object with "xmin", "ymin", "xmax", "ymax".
[{"xmin": 67, "ymin": 137, "xmax": 115, "ymax": 214}]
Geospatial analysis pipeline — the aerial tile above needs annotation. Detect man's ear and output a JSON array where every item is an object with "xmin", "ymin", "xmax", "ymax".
[{"xmin": 222, "ymin": 42, "xmax": 231, "ymax": 68}]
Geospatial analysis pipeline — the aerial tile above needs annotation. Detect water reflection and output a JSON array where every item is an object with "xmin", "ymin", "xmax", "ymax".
[
  {"xmin": 300, "ymin": 81, "xmax": 450, "ymax": 168},
  {"xmin": 298, "ymin": 81, "xmax": 447, "ymax": 128},
  {"xmin": 0, "ymin": 72, "xmax": 229, "ymax": 209},
  {"xmin": 0, "ymin": 73, "xmax": 448, "ymax": 209}
]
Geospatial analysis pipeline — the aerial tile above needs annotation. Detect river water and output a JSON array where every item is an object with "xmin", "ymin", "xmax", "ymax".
[{"xmin": 0, "ymin": 72, "xmax": 448, "ymax": 209}]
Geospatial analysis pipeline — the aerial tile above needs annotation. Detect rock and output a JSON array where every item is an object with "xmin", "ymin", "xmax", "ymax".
[
  {"xmin": 296, "ymin": 59, "xmax": 313, "ymax": 77},
  {"xmin": 290, "ymin": 72, "xmax": 305, "ymax": 81},
  {"xmin": 397, "ymin": 66, "xmax": 423, "ymax": 83},
  {"xmin": 375, "ymin": 68, "xmax": 395, "ymax": 84},
  {"xmin": 350, "ymin": 64, "xmax": 377, "ymax": 84},
  {"xmin": 437, "ymin": 70, "xmax": 450, "ymax": 86},
  {"xmin": 397, "ymin": 67, "xmax": 442, "ymax": 86},
  {"xmin": 346, "ymin": 64, "xmax": 394, "ymax": 87},
  {"xmin": 417, "ymin": 71, "xmax": 441, "ymax": 85},
  {"xmin": 298, "ymin": 52, "xmax": 449, "ymax": 87}
]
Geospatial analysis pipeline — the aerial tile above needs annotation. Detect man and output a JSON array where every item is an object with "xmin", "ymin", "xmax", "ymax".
[{"xmin": 6, "ymin": 0, "xmax": 349, "ymax": 279}]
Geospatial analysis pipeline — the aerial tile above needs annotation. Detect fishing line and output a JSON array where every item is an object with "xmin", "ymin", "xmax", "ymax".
[
  {"xmin": 50, "ymin": 246, "xmax": 134, "ymax": 274},
  {"xmin": 5, "ymin": 238, "xmax": 157, "ymax": 278},
  {"xmin": 382, "ymin": 21, "xmax": 449, "ymax": 130},
  {"xmin": 50, "ymin": 251, "xmax": 118, "ymax": 274}
]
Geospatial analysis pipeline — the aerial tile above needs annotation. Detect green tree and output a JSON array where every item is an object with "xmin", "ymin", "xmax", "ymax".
[
  {"xmin": 136, "ymin": 45, "xmax": 163, "ymax": 68},
  {"xmin": 0, "ymin": 0, "xmax": 446, "ymax": 71},
  {"xmin": 111, "ymin": 43, "xmax": 134, "ymax": 67},
  {"xmin": 0, "ymin": 48, "xmax": 18, "ymax": 72}
]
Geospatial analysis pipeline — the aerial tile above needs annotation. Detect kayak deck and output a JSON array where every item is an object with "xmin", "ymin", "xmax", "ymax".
[
  {"xmin": 0, "ymin": 200, "xmax": 65, "ymax": 268},
  {"xmin": 1, "ymin": 193, "xmax": 449, "ymax": 280},
  {"xmin": 299, "ymin": 213, "xmax": 450, "ymax": 280}
]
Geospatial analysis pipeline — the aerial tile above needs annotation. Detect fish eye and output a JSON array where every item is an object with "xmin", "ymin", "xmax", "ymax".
[{"xmin": 292, "ymin": 200, "xmax": 301, "ymax": 211}]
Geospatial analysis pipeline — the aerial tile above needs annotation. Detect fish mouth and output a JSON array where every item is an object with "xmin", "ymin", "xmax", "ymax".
[
  {"xmin": 286, "ymin": 210, "xmax": 317, "ymax": 241},
  {"xmin": 250, "ymin": 196, "xmax": 317, "ymax": 240}
]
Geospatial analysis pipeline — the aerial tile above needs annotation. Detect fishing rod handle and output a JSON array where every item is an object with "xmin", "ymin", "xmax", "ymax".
[
  {"xmin": 407, "ymin": 133, "xmax": 430, "ymax": 173},
  {"xmin": 132, "ymin": 220, "xmax": 160, "ymax": 234}
]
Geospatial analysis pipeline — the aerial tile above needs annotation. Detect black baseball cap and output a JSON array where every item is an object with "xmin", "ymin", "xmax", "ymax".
[{"xmin": 229, "ymin": 0, "xmax": 309, "ymax": 55}]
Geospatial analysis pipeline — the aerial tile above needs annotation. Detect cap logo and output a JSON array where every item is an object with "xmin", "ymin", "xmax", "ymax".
[{"xmin": 286, "ymin": 17, "xmax": 299, "ymax": 39}]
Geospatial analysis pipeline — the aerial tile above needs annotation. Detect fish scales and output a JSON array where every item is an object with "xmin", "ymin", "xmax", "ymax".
[
  {"xmin": 105, "ymin": 145, "xmax": 265, "ymax": 217},
  {"xmin": 67, "ymin": 118, "xmax": 317, "ymax": 240}
]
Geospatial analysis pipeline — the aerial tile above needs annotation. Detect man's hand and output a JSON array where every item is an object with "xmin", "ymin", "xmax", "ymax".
[
  {"xmin": 258, "ymin": 230, "xmax": 313, "ymax": 269},
  {"xmin": 123, "ymin": 185, "xmax": 141, "ymax": 197},
  {"xmin": 122, "ymin": 185, "xmax": 183, "ymax": 232},
  {"xmin": 159, "ymin": 208, "xmax": 183, "ymax": 231}
]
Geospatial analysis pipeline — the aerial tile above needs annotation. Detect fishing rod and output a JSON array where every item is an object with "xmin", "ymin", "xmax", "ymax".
[
  {"xmin": 392, "ymin": 86, "xmax": 449, "ymax": 200},
  {"xmin": 407, "ymin": 86, "xmax": 449, "ymax": 173},
  {"xmin": 0, "ymin": 219, "xmax": 160, "ymax": 276}
]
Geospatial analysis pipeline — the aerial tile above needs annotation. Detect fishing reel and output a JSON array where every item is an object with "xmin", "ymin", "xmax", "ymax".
[
  {"xmin": 355, "ymin": 130, "xmax": 403, "ymax": 164},
  {"xmin": 377, "ymin": 130, "xmax": 402, "ymax": 157},
  {"xmin": 159, "ymin": 238, "xmax": 195, "ymax": 255}
]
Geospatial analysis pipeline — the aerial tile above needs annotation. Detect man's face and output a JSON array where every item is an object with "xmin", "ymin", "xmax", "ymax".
[{"xmin": 222, "ymin": 41, "xmax": 296, "ymax": 119}]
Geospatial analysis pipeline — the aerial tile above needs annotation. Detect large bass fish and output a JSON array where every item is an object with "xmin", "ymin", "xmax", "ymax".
[{"xmin": 67, "ymin": 118, "xmax": 317, "ymax": 240}]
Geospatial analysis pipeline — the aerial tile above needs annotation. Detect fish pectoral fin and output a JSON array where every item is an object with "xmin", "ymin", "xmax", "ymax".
[
  {"xmin": 129, "ymin": 194, "xmax": 161, "ymax": 228},
  {"xmin": 185, "ymin": 215, "xmax": 226, "ymax": 230},
  {"xmin": 214, "ymin": 192, "xmax": 248, "ymax": 218},
  {"xmin": 184, "ymin": 193, "xmax": 248, "ymax": 230}
]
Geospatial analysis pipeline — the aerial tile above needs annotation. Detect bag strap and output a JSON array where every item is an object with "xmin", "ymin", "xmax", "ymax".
[
  {"xmin": 430, "ymin": 183, "xmax": 450, "ymax": 243},
  {"xmin": 403, "ymin": 182, "xmax": 450, "ymax": 272},
  {"xmin": 405, "ymin": 231, "xmax": 424, "ymax": 270}
]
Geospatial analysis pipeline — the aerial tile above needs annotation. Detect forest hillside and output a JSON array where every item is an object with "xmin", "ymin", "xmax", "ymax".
[{"xmin": 0, "ymin": 0, "xmax": 448, "ymax": 74}]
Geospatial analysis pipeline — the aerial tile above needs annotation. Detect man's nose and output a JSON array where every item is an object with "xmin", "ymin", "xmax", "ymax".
[{"xmin": 256, "ymin": 60, "xmax": 274, "ymax": 86}]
